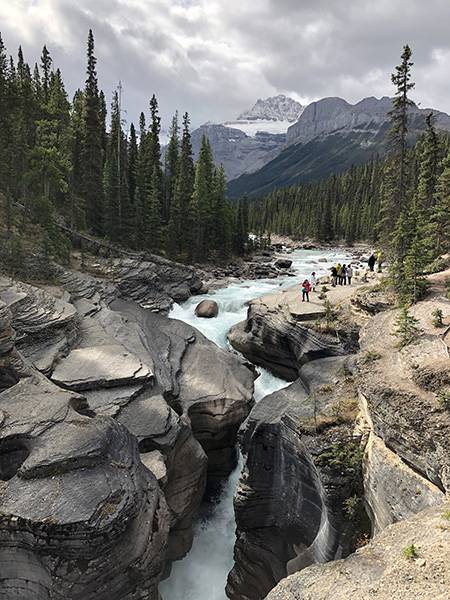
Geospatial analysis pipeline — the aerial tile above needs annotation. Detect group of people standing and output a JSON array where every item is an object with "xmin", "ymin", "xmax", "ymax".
[{"xmin": 330, "ymin": 263, "xmax": 353, "ymax": 287}]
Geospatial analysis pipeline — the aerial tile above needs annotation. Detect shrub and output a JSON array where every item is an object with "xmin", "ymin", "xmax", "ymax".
[
  {"xmin": 361, "ymin": 349, "xmax": 381, "ymax": 364},
  {"xmin": 316, "ymin": 441, "xmax": 363, "ymax": 476},
  {"xmin": 401, "ymin": 544, "xmax": 418, "ymax": 559},
  {"xmin": 431, "ymin": 308, "xmax": 444, "ymax": 327},
  {"xmin": 437, "ymin": 391, "xmax": 450, "ymax": 410},
  {"xmin": 391, "ymin": 307, "xmax": 422, "ymax": 348}
]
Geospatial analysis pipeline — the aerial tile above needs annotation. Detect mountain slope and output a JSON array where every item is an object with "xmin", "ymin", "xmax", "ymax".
[
  {"xmin": 226, "ymin": 96, "xmax": 450, "ymax": 199},
  {"xmin": 191, "ymin": 95, "xmax": 303, "ymax": 181}
]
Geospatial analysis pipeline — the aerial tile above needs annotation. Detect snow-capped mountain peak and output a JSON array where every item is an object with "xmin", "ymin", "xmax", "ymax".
[
  {"xmin": 223, "ymin": 95, "xmax": 304, "ymax": 138},
  {"xmin": 238, "ymin": 95, "xmax": 304, "ymax": 122}
]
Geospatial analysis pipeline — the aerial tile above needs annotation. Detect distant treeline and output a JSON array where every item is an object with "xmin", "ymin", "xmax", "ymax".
[
  {"xmin": 0, "ymin": 30, "xmax": 250, "ymax": 269},
  {"xmin": 248, "ymin": 134, "xmax": 448, "ymax": 246}
]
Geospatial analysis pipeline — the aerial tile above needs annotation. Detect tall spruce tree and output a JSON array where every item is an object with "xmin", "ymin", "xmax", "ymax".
[
  {"xmin": 164, "ymin": 111, "xmax": 179, "ymax": 223},
  {"xmin": 430, "ymin": 150, "xmax": 450, "ymax": 254},
  {"xmin": 382, "ymin": 44, "xmax": 415, "ymax": 236},
  {"xmin": 80, "ymin": 30, "xmax": 104, "ymax": 236}
]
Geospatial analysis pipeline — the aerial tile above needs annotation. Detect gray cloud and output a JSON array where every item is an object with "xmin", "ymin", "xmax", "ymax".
[{"xmin": 1, "ymin": 0, "xmax": 450, "ymax": 131}]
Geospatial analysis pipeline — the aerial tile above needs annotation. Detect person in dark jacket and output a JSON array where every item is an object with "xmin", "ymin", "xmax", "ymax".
[
  {"xmin": 368, "ymin": 254, "xmax": 376, "ymax": 272},
  {"xmin": 331, "ymin": 266, "xmax": 338, "ymax": 287}
]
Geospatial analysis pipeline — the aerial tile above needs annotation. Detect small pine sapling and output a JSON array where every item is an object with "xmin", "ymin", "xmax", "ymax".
[
  {"xmin": 391, "ymin": 307, "xmax": 422, "ymax": 347},
  {"xmin": 431, "ymin": 308, "xmax": 443, "ymax": 327}
]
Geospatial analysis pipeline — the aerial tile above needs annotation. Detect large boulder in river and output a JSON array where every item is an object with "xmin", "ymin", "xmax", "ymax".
[
  {"xmin": 195, "ymin": 299, "xmax": 219, "ymax": 318},
  {"xmin": 274, "ymin": 258, "xmax": 293, "ymax": 269}
]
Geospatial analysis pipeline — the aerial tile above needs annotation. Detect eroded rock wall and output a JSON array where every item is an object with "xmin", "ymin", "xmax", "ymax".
[
  {"xmin": 265, "ymin": 501, "xmax": 450, "ymax": 600},
  {"xmin": 227, "ymin": 357, "xmax": 358, "ymax": 600},
  {"xmin": 0, "ymin": 265, "xmax": 256, "ymax": 597},
  {"xmin": 357, "ymin": 304, "xmax": 450, "ymax": 535}
]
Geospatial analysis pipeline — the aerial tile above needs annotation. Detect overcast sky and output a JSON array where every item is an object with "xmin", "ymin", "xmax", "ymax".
[{"xmin": 2, "ymin": 0, "xmax": 450, "ymax": 133}]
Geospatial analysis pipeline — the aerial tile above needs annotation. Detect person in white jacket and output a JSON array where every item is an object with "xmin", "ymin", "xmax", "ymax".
[
  {"xmin": 346, "ymin": 265, "xmax": 353, "ymax": 284},
  {"xmin": 310, "ymin": 272, "xmax": 317, "ymax": 292}
]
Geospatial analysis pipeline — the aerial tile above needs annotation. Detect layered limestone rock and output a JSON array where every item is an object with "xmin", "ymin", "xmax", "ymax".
[
  {"xmin": 227, "ymin": 356, "xmax": 360, "ymax": 600},
  {"xmin": 55, "ymin": 250, "xmax": 205, "ymax": 315},
  {"xmin": 0, "ymin": 375, "xmax": 170, "ymax": 600},
  {"xmin": 227, "ymin": 291, "xmax": 346, "ymax": 381},
  {"xmin": 0, "ymin": 278, "xmax": 78, "ymax": 377},
  {"xmin": 0, "ymin": 277, "xmax": 255, "ymax": 572},
  {"xmin": 227, "ymin": 276, "xmax": 450, "ymax": 600},
  {"xmin": 357, "ymin": 298, "xmax": 450, "ymax": 534},
  {"xmin": 265, "ymin": 502, "xmax": 450, "ymax": 600},
  {"xmin": 109, "ymin": 298, "xmax": 256, "ymax": 487}
]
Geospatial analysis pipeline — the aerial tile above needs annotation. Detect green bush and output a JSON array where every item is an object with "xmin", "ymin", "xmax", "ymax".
[
  {"xmin": 437, "ymin": 391, "xmax": 450, "ymax": 410},
  {"xmin": 361, "ymin": 349, "xmax": 381, "ymax": 364},
  {"xmin": 401, "ymin": 544, "xmax": 418, "ymax": 559},
  {"xmin": 391, "ymin": 307, "xmax": 422, "ymax": 348},
  {"xmin": 431, "ymin": 308, "xmax": 444, "ymax": 327}
]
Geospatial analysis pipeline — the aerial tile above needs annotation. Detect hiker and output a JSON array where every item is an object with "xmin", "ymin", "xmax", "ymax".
[
  {"xmin": 341, "ymin": 264, "xmax": 347, "ymax": 285},
  {"xmin": 310, "ymin": 272, "xmax": 317, "ymax": 292},
  {"xmin": 336, "ymin": 262, "xmax": 342, "ymax": 284},
  {"xmin": 368, "ymin": 254, "xmax": 376, "ymax": 272},
  {"xmin": 302, "ymin": 279, "xmax": 311, "ymax": 302},
  {"xmin": 331, "ymin": 266, "xmax": 338, "ymax": 287},
  {"xmin": 346, "ymin": 264, "xmax": 353, "ymax": 284},
  {"xmin": 377, "ymin": 250, "xmax": 383, "ymax": 272}
]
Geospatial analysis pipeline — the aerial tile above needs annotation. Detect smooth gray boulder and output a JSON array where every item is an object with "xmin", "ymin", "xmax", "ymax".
[
  {"xmin": 51, "ymin": 344, "xmax": 153, "ymax": 391},
  {"xmin": 274, "ymin": 258, "xmax": 292, "ymax": 269},
  {"xmin": 195, "ymin": 299, "xmax": 219, "ymax": 318},
  {"xmin": 0, "ymin": 377, "xmax": 170, "ymax": 600}
]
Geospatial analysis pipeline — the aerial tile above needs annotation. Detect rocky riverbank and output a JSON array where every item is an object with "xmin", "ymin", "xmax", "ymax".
[
  {"xmin": 226, "ymin": 267, "xmax": 450, "ymax": 600},
  {"xmin": 0, "ymin": 253, "xmax": 256, "ymax": 598}
]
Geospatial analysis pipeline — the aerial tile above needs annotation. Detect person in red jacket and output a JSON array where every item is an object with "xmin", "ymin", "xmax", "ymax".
[{"xmin": 302, "ymin": 279, "xmax": 311, "ymax": 302}]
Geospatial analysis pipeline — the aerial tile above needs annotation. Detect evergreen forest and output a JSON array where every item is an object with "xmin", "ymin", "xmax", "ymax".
[
  {"xmin": 0, "ymin": 30, "xmax": 250, "ymax": 274},
  {"xmin": 249, "ymin": 46, "xmax": 450, "ymax": 304},
  {"xmin": 0, "ymin": 35, "xmax": 449, "ymax": 307}
]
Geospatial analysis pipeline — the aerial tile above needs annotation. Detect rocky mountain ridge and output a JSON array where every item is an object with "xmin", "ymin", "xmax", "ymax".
[
  {"xmin": 191, "ymin": 95, "xmax": 303, "ymax": 181},
  {"xmin": 191, "ymin": 94, "xmax": 450, "ymax": 199},
  {"xmin": 237, "ymin": 94, "xmax": 304, "ymax": 123}
]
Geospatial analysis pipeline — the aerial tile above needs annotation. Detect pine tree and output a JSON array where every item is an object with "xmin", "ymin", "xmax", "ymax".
[
  {"xmin": 128, "ymin": 122, "xmax": 138, "ymax": 206},
  {"xmin": 189, "ymin": 134, "xmax": 214, "ymax": 261},
  {"xmin": 382, "ymin": 44, "xmax": 415, "ymax": 235},
  {"xmin": 430, "ymin": 150, "xmax": 450, "ymax": 254},
  {"xmin": 164, "ymin": 111, "xmax": 180, "ymax": 223},
  {"xmin": 80, "ymin": 30, "xmax": 104, "ymax": 236},
  {"xmin": 40, "ymin": 45, "xmax": 52, "ymax": 106},
  {"xmin": 0, "ymin": 33, "xmax": 11, "ymax": 192}
]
